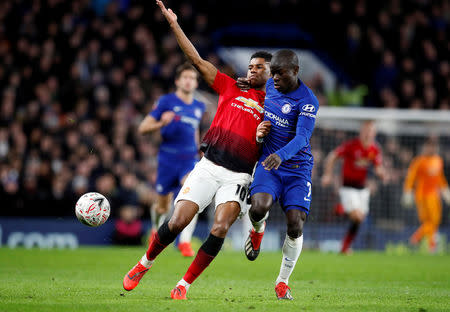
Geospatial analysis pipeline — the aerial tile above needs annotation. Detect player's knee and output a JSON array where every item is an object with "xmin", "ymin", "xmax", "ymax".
[
  {"xmin": 349, "ymin": 210, "xmax": 364, "ymax": 224},
  {"xmin": 250, "ymin": 199, "xmax": 271, "ymax": 222},
  {"xmin": 168, "ymin": 215, "xmax": 188, "ymax": 234},
  {"xmin": 287, "ymin": 222, "xmax": 303, "ymax": 238},
  {"xmin": 210, "ymin": 222, "xmax": 230, "ymax": 238}
]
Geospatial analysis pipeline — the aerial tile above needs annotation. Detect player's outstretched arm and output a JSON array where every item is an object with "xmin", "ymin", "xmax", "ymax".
[
  {"xmin": 156, "ymin": 0, "xmax": 217, "ymax": 86},
  {"xmin": 321, "ymin": 151, "xmax": 339, "ymax": 186},
  {"xmin": 374, "ymin": 165, "xmax": 388, "ymax": 183},
  {"xmin": 138, "ymin": 111, "xmax": 175, "ymax": 135},
  {"xmin": 438, "ymin": 168, "xmax": 450, "ymax": 204},
  {"xmin": 402, "ymin": 158, "xmax": 419, "ymax": 208}
]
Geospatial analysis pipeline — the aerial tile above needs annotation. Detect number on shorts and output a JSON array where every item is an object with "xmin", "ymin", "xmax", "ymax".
[
  {"xmin": 306, "ymin": 181, "xmax": 312, "ymax": 199},
  {"xmin": 235, "ymin": 184, "xmax": 247, "ymax": 202}
]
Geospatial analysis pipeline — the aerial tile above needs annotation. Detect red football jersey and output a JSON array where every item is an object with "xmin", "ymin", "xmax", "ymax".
[
  {"xmin": 335, "ymin": 138, "xmax": 382, "ymax": 188},
  {"xmin": 201, "ymin": 71, "xmax": 265, "ymax": 174}
]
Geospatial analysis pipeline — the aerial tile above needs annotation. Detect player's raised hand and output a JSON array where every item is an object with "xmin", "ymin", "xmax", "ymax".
[
  {"xmin": 156, "ymin": 0, "xmax": 177, "ymax": 24},
  {"xmin": 236, "ymin": 77, "xmax": 251, "ymax": 91},
  {"xmin": 256, "ymin": 121, "xmax": 271, "ymax": 140},
  {"xmin": 160, "ymin": 111, "xmax": 176, "ymax": 126},
  {"xmin": 262, "ymin": 153, "xmax": 281, "ymax": 171}
]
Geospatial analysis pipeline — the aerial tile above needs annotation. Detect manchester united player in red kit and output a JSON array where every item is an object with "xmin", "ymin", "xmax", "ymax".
[
  {"xmin": 321, "ymin": 121, "xmax": 386, "ymax": 254},
  {"xmin": 122, "ymin": 0, "xmax": 272, "ymax": 299}
]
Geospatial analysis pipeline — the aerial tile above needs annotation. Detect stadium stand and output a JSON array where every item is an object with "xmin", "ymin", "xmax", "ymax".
[{"xmin": 0, "ymin": 1, "xmax": 448, "ymax": 250}]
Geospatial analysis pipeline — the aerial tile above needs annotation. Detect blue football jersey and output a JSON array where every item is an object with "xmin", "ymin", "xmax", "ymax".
[
  {"xmin": 150, "ymin": 93, "xmax": 205, "ymax": 160},
  {"xmin": 261, "ymin": 78, "xmax": 319, "ymax": 172}
]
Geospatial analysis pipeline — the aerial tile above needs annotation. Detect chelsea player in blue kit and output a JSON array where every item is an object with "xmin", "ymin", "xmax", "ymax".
[
  {"xmin": 244, "ymin": 50, "xmax": 319, "ymax": 300},
  {"xmin": 138, "ymin": 63, "xmax": 205, "ymax": 257}
]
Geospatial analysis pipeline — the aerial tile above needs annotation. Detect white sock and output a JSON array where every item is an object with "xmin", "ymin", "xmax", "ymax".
[
  {"xmin": 250, "ymin": 211, "xmax": 269, "ymax": 233},
  {"xmin": 150, "ymin": 208, "xmax": 158, "ymax": 229},
  {"xmin": 177, "ymin": 278, "xmax": 191, "ymax": 291},
  {"xmin": 276, "ymin": 234, "xmax": 303, "ymax": 285},
  {"xmin": 140, "ymin": 254, "xmax": 154, "ymax": 268},
  {"xmin": 241, "ymin": 213, "xmax": 253, "ymax": 233},
  {"xmin": 157, "ymin": 212, "xmax": 168, "ymax": 227},
  {"xmin": 151, "ymin": 208, "xmax": 168, "ymax": 230},
  {"xmin": 179, "ymin": 214, "xmax": 198, "ymax": 243}
]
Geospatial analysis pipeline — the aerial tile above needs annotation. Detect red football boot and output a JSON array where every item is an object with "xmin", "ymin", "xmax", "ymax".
[{"xmin": 123, "ymin": 262, "xmax": 150, "ymax": 291}]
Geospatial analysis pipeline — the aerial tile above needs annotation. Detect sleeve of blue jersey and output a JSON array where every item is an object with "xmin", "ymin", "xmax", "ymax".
[
  {"xmin": 149, "ymin": 96, "xmax": 169, "ymax": 120},
  {"xmin": 275, "ymin": 96, "xmax": 319, "ymax": 162}
]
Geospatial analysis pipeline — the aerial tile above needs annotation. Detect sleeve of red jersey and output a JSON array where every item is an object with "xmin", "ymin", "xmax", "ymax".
[{"xmin": 211, "ymin": 70, "xmax": 236, "ymax": 95}]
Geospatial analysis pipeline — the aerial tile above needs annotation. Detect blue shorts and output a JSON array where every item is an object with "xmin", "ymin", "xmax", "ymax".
[
  {"xmin": 250, "ymin": 162, "xmax": 312, "ymax": 214},
  {"xmin": 156, "ymin": 159, "xmax": 197, "ymax": 196}
]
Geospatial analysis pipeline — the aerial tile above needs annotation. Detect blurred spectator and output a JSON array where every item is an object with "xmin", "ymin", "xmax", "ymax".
[
  {"xmin": 0, "ymin": 0, "xmax": 448, "ymax": 220},
  {"xmin": 113, "ymin": 205, "xmax": 144, "ymax": 245}
]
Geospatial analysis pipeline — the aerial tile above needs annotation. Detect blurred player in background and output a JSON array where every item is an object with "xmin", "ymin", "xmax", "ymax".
[
  {"xmin": 122, "ymin": 0, "xmax": 271, "ymax": 299},
  {"xmin": 138, "ymin": 63, "xmax": 205, "ymax": 257},
  {"xmin": 321, "ymin": 120, "xmax": 386, "ymax": 254},
  {"xmin": 244, "ymin": 50, "xmax": 319, "ymax": 300},
  {"xmin": 402, "ymin": 136, "xmax": 450, "ymax": 252}
]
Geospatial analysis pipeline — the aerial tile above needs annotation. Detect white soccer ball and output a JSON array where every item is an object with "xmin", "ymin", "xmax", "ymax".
[{"xmin": 75, "ymin": 192, "xmax": 111, "ymax": 227}]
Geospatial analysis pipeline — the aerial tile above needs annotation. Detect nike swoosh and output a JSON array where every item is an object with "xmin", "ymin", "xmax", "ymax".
[
  {"xmin": 304, "ymin": 197, "xmax": 311, "ymax": 201},
  {"xmin": 284, "ymin": 257, "xmax": 294, "ymax": 261},
  {"xmin": 127, "ymin": 269, "xmax": 148, "ymax": 280}
]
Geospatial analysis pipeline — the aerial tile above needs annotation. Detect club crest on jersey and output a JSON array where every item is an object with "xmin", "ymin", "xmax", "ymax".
[
  {"xmin": 195, "ymin": 108, "xmax": 202, "ymax": 118},
  {"xmin": 182, "ymin": 187, "xmax": 191, "ymax": 194},
  {"xmin": 281, "ymin": 103, "xmax": 292, "ymax": 114},
  {"xmin": 302, "ymin": 104, "xmax": 315, "ymax": 113},
  {"xmin": 235, "ymin": 96, "xmax": 264, "ymax": 113}
]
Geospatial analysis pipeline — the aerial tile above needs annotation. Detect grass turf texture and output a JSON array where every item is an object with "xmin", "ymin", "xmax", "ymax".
[{"xmin": 0, "ymin": 247, "xmax": 449, "ymax": 312}]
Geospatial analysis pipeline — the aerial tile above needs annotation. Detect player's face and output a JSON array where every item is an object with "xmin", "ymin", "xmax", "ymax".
[
  {"xmin": 360, "ymin": 122, "xmax": 376, "ymax": 144},
  {"xmin": 423, "ymin": 141, "xmax": 438, "ymax": 155},
  {"xmin": 175, "ymin": 70, "xmax": 198, "ymax": 94},
  {"xmin": 247, "ymin": 57, "xmax": 270, "ymax": 88},
  {"xmin": 270, "ymin": 65, "xmax": 298, "ymax": 94}
]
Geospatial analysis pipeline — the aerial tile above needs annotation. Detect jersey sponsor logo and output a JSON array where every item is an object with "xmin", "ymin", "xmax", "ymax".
[
  {"xmin": 302, "ymin": 104, "xmax": 315, "ymax": 112},
  {"xmin": 235, "ymin": 96, "xmax": 264, "ymax": 114},
  {"xmin": 231, "ymin": 97, "xmax": 263, "ymax": 121},
  {"xmin": 300, "ymin": 111, "xmax": 316, "ymax": 119},
  {"xmin": 180, "ymin": 116, "xmax": 200, "ymax": 128},
  {"xmin": 355, "ymin": 158, "xmax": 370, "ymax": 168},
  {"xmin": 281, "ymin": 103, "xmax": 292, "ymax": 114},
  {"xmin": 265, "ymin": 111, "xmax": 289, "ymax": 127}
]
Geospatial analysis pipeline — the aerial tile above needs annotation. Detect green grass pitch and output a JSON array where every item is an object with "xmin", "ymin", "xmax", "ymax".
[{"xmin": 0, "ymin": 247, "xmax": 449, "ymax": 312}]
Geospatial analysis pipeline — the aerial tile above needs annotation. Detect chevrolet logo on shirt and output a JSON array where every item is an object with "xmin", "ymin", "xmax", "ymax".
[{"xmin": 235, "ymin": 96, "xmax": 264, "ymax": 113}]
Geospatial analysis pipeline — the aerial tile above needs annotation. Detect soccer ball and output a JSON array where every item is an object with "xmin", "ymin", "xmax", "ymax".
[{"xmin": 75, "ymin": 192, "xmax": 111, "ymax": 227}]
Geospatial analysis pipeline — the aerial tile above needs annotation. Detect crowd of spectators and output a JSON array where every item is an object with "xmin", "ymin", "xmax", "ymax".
[{"xmin": 0, "ymin": 0, "xmax": 448, "ymax": 224}]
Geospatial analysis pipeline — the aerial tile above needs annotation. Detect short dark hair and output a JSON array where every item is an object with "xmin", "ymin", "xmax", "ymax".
[
  {"xmin": 250, "ymin": 51, "xmax": 272, "ymax": 62},
  {"xmin": 272, "ymin": 49, "xmax": 298, "ymax": 69},
  {"xmin": 175, "ymin": 63, "xmax": 198, "ymax": 80}
]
